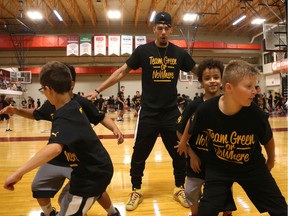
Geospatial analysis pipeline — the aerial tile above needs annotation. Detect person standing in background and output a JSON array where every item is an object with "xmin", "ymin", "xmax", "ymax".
[
  {"xmin": 37, "ymin": 99, "xmax": 41, "ymax": 108},
  {"xmin": 0, "ymin": 94, "xmax": 12, "ymax": 131},
  {"xmin": 132, "ymin": 91, "xmax": 141, "ymax": 117}
]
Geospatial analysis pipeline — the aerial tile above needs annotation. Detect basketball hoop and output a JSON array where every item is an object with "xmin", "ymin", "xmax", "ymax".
[
  {"xmin": 275, "ymin": 51, "xmax": 286, "ymax": 61},
  {"xmin": 275, "ymin": 51, "xmax": 287, "ymax": 78}
]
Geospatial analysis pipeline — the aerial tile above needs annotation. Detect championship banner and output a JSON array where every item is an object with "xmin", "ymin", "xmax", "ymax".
[
  {"xmin": 67, "ymin": 35, "xmax": 79, "ymax": 56},
  {"xmin": 108, "ymin": 35, "xmax": 120, "ymax": 56},
  {"xmin": 121, "ymin": 35, "xmax": 133, "ymax": 55},
  {"xmin": 135, "ymin": 36, "xmax": 146, "ymax": 48},
  {"xmin": 80, "ymin": 34, "xmax": 92, "ymax": 56},
  {"xmin": 94, "ymin": 35, "xmax": 106, "ymax": 56}
]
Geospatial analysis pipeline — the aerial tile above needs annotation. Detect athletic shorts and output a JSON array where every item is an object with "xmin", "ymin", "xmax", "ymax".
[
  {"xmin": 58, "ymin": 189, "xmax": 99, "ymax": 216},
  {"xmin": 0, "ymin": 114, "xmax": 9, "ymax": 120},
  {"xmin": 185, "ymin": 177, "xmax": 204, "ymax": 206},
  {"xmin": 32, "ymin": 163, "xmax": 72, "ymax": 198}
]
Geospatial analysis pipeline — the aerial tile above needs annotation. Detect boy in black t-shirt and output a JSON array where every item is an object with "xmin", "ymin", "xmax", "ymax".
[
  {"xmin": 176, "ymin": 59, "xmax": 235, "ymax": 216},
  {"xmin": 3, "ymin": 61, "xmax": 117, "ymax": 216},
  {"xmin": 1, "ymin": 64, "xmax": 123, "ymax": 216},
  {"xmin": 188, "ymin": 60, "xmax": 287, "ymax": 216},
  {"xmin": 132, "ymin": 91, "xmax": 141, "ymax": 117}
]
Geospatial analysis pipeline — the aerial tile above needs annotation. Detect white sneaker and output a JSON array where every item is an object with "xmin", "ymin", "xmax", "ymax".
[
  {"xmin": 173, "ymin": 186, "xmax": 189, "ymax": 208},
  {"xmin": 125, "ymin": 189, "xmax": 143, "ymax": 211}
]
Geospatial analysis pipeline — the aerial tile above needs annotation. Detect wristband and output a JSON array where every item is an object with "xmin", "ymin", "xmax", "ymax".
[{"xmin": 95, "ymin": 89, "xmax": 100, "ymax": 94}]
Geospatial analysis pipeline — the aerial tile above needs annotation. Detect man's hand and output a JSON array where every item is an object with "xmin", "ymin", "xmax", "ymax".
[{"xmin": 84, "ymin": 90, "xmax": 98, "ymax": 100}]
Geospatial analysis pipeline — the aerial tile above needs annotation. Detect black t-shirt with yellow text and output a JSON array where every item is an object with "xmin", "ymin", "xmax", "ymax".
[
  {"xmin": 48, "ymin": 100, "xmax": 113, "ymax": 197},
  {"xmin": 189, "ymin": 96, "xmax": 272, "ymax": 176},
  {"xmin": 126, "ymin": 41, "xmax": 195, "ymax": 110}
]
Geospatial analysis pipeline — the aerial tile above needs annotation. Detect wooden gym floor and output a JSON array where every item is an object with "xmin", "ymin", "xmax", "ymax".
[{"xmin": 0, "ymin": 110, "xmax": 287, "ymax": 216}]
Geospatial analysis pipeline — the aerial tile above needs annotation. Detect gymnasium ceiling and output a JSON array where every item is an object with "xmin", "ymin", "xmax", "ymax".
[
  {"xmin": 0, "ymin": 0, "xmax": 286, "ymax": 35},
  {"xmin": 0, "ymin": 0, "xmax": 286, "ymax": 67}
]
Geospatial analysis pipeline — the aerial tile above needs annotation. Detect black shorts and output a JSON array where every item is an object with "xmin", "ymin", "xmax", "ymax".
[{"xmin": 0, "ymin": 114, "xmax": 9, "ymax": 120}]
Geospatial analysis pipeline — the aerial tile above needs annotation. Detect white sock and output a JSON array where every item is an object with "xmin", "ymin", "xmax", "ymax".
[
  {"xmin": 40, "ymin": 203, "xmax": 53, "ymax": 216},
  {"xmin": 105, "ymin": 204, "xmax": 116, "ymax": 215}
]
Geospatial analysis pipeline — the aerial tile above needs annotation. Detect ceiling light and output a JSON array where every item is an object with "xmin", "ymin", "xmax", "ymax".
[
  {"xmin": 149, "ymin": 11, "xmax": 156, "ymax": 22},
  {"xmin": 183, "ymin": 13, "xmax": 198, "ymax": 22},
  {"xmin": 53, "ymin": 10, "xmax": 63, "ymax": 22},
  {"xmin": 232, "ymin": 15, "xmax": 247, "ymax": 25},
  {"xmin": 107, "ymin": 10, "xmax": 121, "ymax": 19},
  {"xmin": 27, "ymin": 11, "xmax": 43, "ymax": 20},
  {"xmin": 251, "ymin": 18, "xmax": 265, "ymax": 25}
]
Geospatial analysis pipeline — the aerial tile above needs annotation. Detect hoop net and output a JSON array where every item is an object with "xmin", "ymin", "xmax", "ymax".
[
  {"xmin": 276, "ymin": 52, "xmax": 288, "ymax": 76},
  {"xmin": 188, "ymin": 76, "xmax": 193, "ymax": 85}
]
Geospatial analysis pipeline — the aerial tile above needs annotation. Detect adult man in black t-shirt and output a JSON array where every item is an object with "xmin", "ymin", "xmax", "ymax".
[{"xmin": 86, "ymin": 12, "xmax": 195, "ymax": 211}]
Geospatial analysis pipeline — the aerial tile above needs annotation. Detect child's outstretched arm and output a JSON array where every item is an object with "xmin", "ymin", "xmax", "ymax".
[
  {"xmin": 3, "ymin": 143, "xmax": 63, "ymax": 191},
  {"xmin": 101, "ymin": 116, "xmax": 124, "ymax": 144},
  {"xmin": 0, "ymin": 106, "xmax": 35, "ymax": 119}
]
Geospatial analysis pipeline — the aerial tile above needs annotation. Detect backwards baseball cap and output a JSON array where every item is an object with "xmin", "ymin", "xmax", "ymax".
[{"xmin": 154, "ymin": 12, "xmax": 172, "ymax": 27}]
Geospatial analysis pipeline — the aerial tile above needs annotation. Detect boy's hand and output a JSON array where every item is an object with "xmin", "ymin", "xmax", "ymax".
[
  {"xmin": 3, "ymin": 173, "xmax": 22, "ymax": 191},
  {"xmin": 114, "ymin": 129, "xmax": 124, "ymax": 144},
  {"xmin": 174, "ymin": 141, "xmax": 188, "ymax": 158},
  {"xmin": 0, "ymin": 106, "xmax": 16, "ymax": 115},
  {"xmin": 189, "ymin": 153, "xmax": 201, "ymax": 173},
  {"xmin": 266, "ymin": 158, "xmax": 275, "ymax": 171}
]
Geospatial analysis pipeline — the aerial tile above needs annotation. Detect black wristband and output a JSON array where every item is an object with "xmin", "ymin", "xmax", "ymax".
[{"xmin": 95, "ymin": 89, "xmax": 100, "ymax": 94}]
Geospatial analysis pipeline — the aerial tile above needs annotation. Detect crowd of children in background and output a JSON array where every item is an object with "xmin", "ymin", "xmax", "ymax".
[
  {"xmin": 0, "ymin": 84, "xmax": 287, "ymax": 133},
  {"xmin": 87, "ymin": 90, "xmax": 142, "ymax": 119},
  {"xmin": 253, "ymin": 86, "xmax": 287, "ymax": 114}
]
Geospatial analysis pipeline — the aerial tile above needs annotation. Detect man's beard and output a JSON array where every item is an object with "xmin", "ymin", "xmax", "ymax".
[{"xmin": 159, "ymin": 41, "xmax": 168, "ymax": 47}]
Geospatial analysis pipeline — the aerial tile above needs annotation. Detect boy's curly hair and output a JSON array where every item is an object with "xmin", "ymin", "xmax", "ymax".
[{"xmin": 197, "ymin": 59, "xmax": 224, "ymax": 82}]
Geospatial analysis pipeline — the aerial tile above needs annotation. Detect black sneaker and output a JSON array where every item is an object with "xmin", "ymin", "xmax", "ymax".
[
  {"xmin": 108, "ymin": 207, "xmax": 121, "ymax": 216},
  {"xmin": 5, "ymin": 129, "xmax": 12, "ymax": 132},
  {"xmin": 40, "ymin": 208, "xmax": 58, "ymax": 216}
]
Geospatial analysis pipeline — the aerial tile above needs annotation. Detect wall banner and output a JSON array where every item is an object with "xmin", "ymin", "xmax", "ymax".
[
  {"xmin": 135, "ymin": 36, "xmax": 146, "ymax": 48},
  {"xmin": 80, "ymin": 34, "xmax": 92, "ymax": 56},
  {"xmin": 121, "ymin": 35, "xmax": 133, "ymax": 55},
  {"xmin": 67, "ymin": 35, "xmax": 79, "ymax": 56},
  {"xmin": 94, "ymin": 35, "xmax": 106, "ymax": 56},
  {"xmin": 108, "ymin": 35, "xmax": 120, "ymax": 56}
]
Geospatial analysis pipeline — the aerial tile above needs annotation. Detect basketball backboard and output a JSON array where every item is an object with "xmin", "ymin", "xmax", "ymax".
[
  {"xmin": 263, "ymin": 23, "xmax": 287, "ymax": 52},
  {"xmin": 10, "ymin": 71, "xmax": 31, "ymax": 84}
]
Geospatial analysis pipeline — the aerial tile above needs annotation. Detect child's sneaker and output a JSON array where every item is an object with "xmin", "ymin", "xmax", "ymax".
[
  {"xmin": 108, "ymin": 207, "xmax": 121, "ymax": 216},
  {"xmin": 173, "ymin": 186, "xmax": 189, "ymax": 208},
  {"xmin": 125, "ymin": 189, "xmax": 143, "ymax": 211},
  {"xmin": 40, "ymin": 208, "xmax": 58, "ymax": 216}
]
